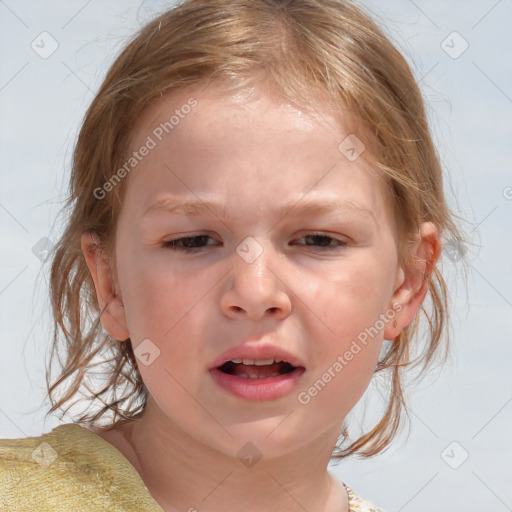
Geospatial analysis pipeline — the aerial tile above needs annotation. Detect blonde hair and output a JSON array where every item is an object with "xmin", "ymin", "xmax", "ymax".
[{"xmin": 46, "ymin": 0, "xmax": 465, "ymax": 458}]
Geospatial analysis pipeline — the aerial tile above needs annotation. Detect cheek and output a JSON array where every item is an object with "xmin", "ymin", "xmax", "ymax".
[
  {"xmin": 118, "ymin": 250, "xmax": 211, "ymax": 339},
  {"xmin": 117, "ymin": 255, "xmax": 216, "ymax": 405},
  {"xmin": 306, "ymin": 251, "xmax": 397, "ymax": 344},
  {"xmin": 117, "ymin": 251, "xmax": 226, "ymax": 382},
  {"xmin": 294, "ymin": 254, "xmax": 394, "ymax": 413},
  {"xmin": 298, "ymin": 292, "xmax": 384, "ymax": 419},
  {"xmin": 297, "ymin": 356, "xmax": 376, "ymax": 426}
]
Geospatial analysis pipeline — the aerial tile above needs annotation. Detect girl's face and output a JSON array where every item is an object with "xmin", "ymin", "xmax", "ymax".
[{"xmin": 93, "ymin": 84, "xmax": 416, "ymax": 457}]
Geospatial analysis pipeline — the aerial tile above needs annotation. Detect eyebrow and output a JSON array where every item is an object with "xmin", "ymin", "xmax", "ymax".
[{"xmin": 143, "ymin": 196, "xmax": 375, "ymax": 222}]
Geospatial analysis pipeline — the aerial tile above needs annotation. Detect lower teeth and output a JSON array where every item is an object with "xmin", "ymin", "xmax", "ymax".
[
  {"xmin": 217, "ymin": 361, "xmax": 296, "ymax": 378},
  {"xmin": 238, "ymin": 372, "xmax": 282, "ymax": 379}
]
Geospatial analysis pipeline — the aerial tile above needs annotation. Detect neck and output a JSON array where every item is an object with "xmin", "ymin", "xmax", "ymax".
[{"xmin": 118, "ymin": 401, "xmax": 349, "ymax": 512}]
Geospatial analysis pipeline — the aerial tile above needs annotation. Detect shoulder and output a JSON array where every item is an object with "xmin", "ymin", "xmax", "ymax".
[
  {"xmin": 0, "ymin": 423, "xmax": 163, "ymax": 511},
  {"xmin": 344, "ymin": 483, "xmax": 386, "ymax": 512}
]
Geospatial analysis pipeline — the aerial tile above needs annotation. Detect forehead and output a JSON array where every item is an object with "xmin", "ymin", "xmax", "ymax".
[{"xmin": 120, "ymin": 84, "xmax": 394, "ymax": 228}]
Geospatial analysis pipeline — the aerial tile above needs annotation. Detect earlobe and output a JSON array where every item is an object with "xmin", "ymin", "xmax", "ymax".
[
  {"xmin": 384, "ymin": 222, "xmax": 441, "ymax": 340},
  {"xmin": 81, "ymin": 231, "xmax": 130, "ymax": 341}
]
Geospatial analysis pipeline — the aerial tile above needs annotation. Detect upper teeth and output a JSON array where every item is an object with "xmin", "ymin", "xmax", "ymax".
[{"xmin": 230, "ymin": 358, "xmax": 283, "ymax": 365}]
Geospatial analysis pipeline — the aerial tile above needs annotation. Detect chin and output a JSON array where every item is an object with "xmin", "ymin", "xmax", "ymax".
[{"xmin": 209, "ymin": 419, "xmax": 319, "ymax": 462}]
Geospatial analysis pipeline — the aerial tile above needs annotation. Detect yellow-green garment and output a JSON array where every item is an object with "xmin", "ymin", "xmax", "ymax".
[{"xmin": 0, "ymin": 423, "xmax": 384, "ymax": 511}]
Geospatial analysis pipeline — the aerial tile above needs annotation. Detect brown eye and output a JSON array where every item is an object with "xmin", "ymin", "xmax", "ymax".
[
  {"xmin": 294, "ymin": 234, "xmax": 347, "ymax": 250},
  {"xmin": 163, "ymin": 235, "xmax": 215, "ymax": 251}
]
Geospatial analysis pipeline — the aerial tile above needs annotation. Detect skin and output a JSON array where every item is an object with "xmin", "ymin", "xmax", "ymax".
[{"xmin": 81, "ymin": 83, "xmax": 441, "ymax": 512}]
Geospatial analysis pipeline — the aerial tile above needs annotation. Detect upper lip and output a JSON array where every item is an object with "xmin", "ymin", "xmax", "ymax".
[{"xmin": 209, "ymin": 343, "xmax": 306, "ymax": 370}]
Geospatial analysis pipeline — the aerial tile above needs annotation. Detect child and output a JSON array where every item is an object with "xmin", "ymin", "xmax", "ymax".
[{"xmin": 0, "ymin": 0, "xmax": 465, "ymax": 510}]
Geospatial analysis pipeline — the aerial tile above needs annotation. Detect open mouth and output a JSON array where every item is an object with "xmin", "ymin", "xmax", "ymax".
[
  {"xmin": 209, "ymin": 350, "xmax": 306, "ymax": 400},
  {"xmin": 217, "ymin": 359, "xmax": 298, "ymax": 379}
]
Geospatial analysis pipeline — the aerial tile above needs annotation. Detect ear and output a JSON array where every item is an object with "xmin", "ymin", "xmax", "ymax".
[
  {"xmin": 384, "ymin": 222, "xmax": 441, "ymax": 340},
  {"xmin": 81, "ymin": 231, "xmax": 130, "ymax": 341}
]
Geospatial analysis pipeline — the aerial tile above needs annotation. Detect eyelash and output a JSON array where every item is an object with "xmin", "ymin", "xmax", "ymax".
[{"xmin": 162, "ymin": 234, "xmax": 347, "ymax": 252}]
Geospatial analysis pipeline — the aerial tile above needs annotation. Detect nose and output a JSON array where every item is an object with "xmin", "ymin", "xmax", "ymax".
[{"xmin": 220, "ymin": 238, "xmax": 292, "ymax": 321}]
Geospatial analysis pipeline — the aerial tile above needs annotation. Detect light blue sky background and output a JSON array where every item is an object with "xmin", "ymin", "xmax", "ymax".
[{"xmin": 0, "ymin": 1, "xmax": 511, "ymax": 511}]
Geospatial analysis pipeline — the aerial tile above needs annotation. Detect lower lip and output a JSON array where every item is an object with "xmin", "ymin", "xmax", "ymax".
[{"xmin": 209, "ymin": 367, "xmax": 305, "ymax": 401}]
